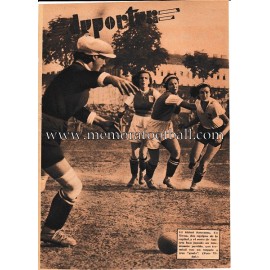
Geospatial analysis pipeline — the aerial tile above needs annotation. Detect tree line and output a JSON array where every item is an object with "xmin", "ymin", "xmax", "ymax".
[{"xmin": 43, "ymin": 17, "xmax": 222, "ymax": 81}]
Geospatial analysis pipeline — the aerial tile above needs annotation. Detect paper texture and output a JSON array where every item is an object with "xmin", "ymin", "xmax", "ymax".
[{"xmin": 39, "ymin": 1, "xmax": 229, "ymax": 269}]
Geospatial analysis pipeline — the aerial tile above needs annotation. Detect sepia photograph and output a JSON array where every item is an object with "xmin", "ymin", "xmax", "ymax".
[{"xmin": 39, "ymin": 1, "xmax": 230, "ymax": 269}]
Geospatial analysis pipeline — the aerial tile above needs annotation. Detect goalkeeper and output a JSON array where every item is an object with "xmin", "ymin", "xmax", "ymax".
[{"xmin": 41, "ymin": 35, "xmax": 138, "ymax": 247}]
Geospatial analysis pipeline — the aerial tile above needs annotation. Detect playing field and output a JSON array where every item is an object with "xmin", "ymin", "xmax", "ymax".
[{"xmin": 40, "ymin": 138, "xmax": 230, "ymax": 269}]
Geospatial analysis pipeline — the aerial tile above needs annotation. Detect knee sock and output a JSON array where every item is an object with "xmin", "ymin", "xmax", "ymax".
[
  {"xmin": 139, "ymin": 157, "xmax": 147, "ymax": 172},
  {"xmin": 145, "ymin": 162, "xmax": 157, "ymax": 179},
  {"xmin": 130, "ymin": 158, "xmax": 139, "ymax": 177},
  {"xmin": 166, "ymin": 157, "xmax": 180, "ymax": 177},
  {"xmin": 44, "ymin": 189, "xmax": 75, "ymax": 231}
]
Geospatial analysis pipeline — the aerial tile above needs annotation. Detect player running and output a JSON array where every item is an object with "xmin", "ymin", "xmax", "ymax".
[
  {"xmin": 117, "ymin": 71, "xmax": 161, "ymax": 187},
  {"xmin": 143, "ymin": 74, "xmax": 196, "ymax": 189},
  {"xmin": 181, "ymin": 83, "xmax": 230, "ymax": 191},
  {"xmin": 41, "ymin": 34, "xmax": 138, "ymax": 247}
]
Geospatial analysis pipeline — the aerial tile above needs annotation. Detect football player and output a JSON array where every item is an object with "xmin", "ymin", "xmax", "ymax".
[
  {"xmin": 143, "ymin": 74, "xmax": 196, "ymax": 189},
  {"xmin": 41, "ymin": 34, "xmax": 138, "ymax": 247},
  {"xmin": 117, "ymin": 71, "xmax": 161, "ymax": 187},
  {"xmin": 181, "ymin": 83, "xmax": 230, "ymax": 191}
]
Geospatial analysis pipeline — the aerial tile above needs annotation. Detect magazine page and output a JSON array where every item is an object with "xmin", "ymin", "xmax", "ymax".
[{"xmin": 39, "ymin": 1, "xmax": 230, "ymax": 269}]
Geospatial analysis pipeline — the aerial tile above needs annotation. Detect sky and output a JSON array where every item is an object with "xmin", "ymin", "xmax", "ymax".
[{"xmin": 40, "ymin": 1, "xmax": 228, "ymax": 72}]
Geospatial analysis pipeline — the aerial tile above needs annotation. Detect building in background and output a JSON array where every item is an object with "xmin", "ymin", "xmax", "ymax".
[{"xmin": 42, "ymin": 53, "xmax": 229, "ymax": 105}]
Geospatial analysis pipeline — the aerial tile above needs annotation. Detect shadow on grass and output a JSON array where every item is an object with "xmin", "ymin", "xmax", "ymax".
[
  {"xmin": 45, "ymin": 183, "xmax": 195, "ymax": 192},
  {"xmin": 84, "ymin": 185, "xmax": 194, "ymax": 193},
  {"xmin": 136, "ymin": 249, "xmax": 161, "ymax": 254},
  {"xmin": 44, "ymin": 183, "xmax": 228, "ymax": 196}
]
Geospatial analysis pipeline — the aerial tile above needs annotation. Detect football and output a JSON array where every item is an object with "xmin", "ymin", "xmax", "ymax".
[{"xmin": 157, "ymin": 232, "xmax": 177, "ymax": 255}]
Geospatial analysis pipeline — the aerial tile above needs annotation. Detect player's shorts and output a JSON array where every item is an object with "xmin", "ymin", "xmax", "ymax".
[
  {"xmin": 128, "ymin": 114, "xmax": 151, "ymax": 143},
  {"xmin": 41, "ymin": 113, "xmax": 67, "ymax": 169},
  {"xmin": 145, "ymin": 118, "xmax": 175, "ymax": 149},
  {"xmin": 195, "ymin": 125, "xmax": 225, "ymax": 147}
]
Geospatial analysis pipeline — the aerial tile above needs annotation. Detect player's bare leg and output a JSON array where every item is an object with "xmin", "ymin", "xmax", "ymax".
[
  {"xmin": 189, "ymin": 141, "xmax": 205, "ymax": 169},
  {"xmin": 41, "ymin": 158, "xmax": 82, "ymax": 246},
  {"xmin": 190, "ymin": 144, "xmax": 221, "ymax": 191},
  {"xmin": 40, "ymin": 169, "xmax": 49, "ymax": 193},
  {"xmin": 161, "ymin": 138, "xmax": 181, "ymax": 189},
  {"xmin": 138, "ymin": 142, "xmax": 148, "ymax": 185}
]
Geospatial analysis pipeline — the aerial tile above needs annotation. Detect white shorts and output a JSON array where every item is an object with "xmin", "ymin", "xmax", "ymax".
[
  {"xmin": 128, "ymin": 114, "xmax": 151, "ymax": 143},
  {"xmin": 145, "ymin": 118, "xmax": 175, "ymax": 149}
]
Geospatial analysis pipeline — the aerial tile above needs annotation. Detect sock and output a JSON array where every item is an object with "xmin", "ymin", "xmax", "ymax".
[
  {"xmin": 193, "ymin": 168, "xmax": 206, "ymax": 183},
  {"xmin": 44, "ymin": 189, "xmax": 75, "ymax": 231},
  {"xmin": 130, "ymin": 158, "xmax": 139, "ymax": 177},
  {"xmin": 145, "ymin": 162, "xmax": 157, "ymax": 179},
  {"xmin": 139, "ymin": 157, "xmax": 147, "ymax": 172},
  {"xmin": 166, "ymin": 157, "xmax": 180, "ymax": 177}
]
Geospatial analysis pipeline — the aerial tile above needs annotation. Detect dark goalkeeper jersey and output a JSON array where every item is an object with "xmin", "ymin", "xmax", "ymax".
[{"xmin": 42, "ymin": 62, "xmax": 102, "ymax": 122}]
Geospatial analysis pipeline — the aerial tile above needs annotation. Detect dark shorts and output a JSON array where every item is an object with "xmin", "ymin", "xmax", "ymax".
[
  {"xmin": 41, "ymin": 114, "xmax": 67, "ymax": 169},
  {"xmin": 195, "ymin": 125, "xmax": 225, "ymax": 147}
]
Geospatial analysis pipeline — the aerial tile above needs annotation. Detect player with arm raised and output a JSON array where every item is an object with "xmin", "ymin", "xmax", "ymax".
[
  {"xmin": 143, "ymin": 74, "xmax": 196, "ymax": 189},
  {"xmin": 41, "ymin": 34, "xmax": 139, "ymax": 247}
]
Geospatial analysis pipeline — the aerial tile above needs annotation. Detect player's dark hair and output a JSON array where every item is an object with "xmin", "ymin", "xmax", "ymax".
[
  {"xmin": 162, "ymin": 74, "xmax": 179, "ymax": 89},
  {"xmin": 132, "ymin": 70, "xmax": 153, "ymax": 88},
  {"xmin": 197, "ymin": 83, "xmax": 211, "ymax": 90},
  {"xmin": 190, "ymin": 83, "xmax": 211, "ymax": 98},
  {"xmin": 73, "ymin": 51, "xmax": 95, "ymax": 64}
]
